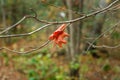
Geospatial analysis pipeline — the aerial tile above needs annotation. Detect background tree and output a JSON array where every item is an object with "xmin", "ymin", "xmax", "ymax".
[
  {"xmin": 66, "ymin": 0, "xmax": 84, "ymax": 79},
  {"xmin": 0, "ymin": 0, "xmax": 119, "ymax": 80}
]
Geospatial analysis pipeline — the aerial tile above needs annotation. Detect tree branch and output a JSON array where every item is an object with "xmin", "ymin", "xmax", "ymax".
[
  {"xmin": 0, "ymin": 24, "xmax": 52, "ymax": 38},
  {"xmin": 85, "ymin": 21, "xmax": 120, "ymax": 53},
  {"xmin": 0, "ymin": 40, "xmax": 50, "ymax": 54},
  {"xmin": 87, "ymin": 42, "xmax": 120, "ymax": 49},
  {"xmin": 0, "ymin": 0, "xmax": 119, "ymax": 54},
  {"xmin": 0, "ymin": 0, "xmax": 119, "ymax": 36}
]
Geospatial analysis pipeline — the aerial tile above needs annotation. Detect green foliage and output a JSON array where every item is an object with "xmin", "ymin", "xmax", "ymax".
[
  {"xmin": 0, "ymin": 0, "xmax": 120, "ymax": 80},
  {"xmin": 12, "ymin": 50, "xmax": 68, "ymax": 80},
  {"xmin": 0, "ymin": 52, "xmax": 9, "ymax": 65},
  {"xmin": 113, "ymin": 66, "xmax": 120, "ymax": 73},
  {"xmin": 111, "ymin": 32, "xmax": 120, "ymax": 39},
  {"xmin": 102, "ymin": 63, "xmax": 111, "ymax": 72},
  {"xmin": 70, "ymin": 61, "xmax": 80, "ymax": 70},
  {"xmin": 28, "ymin": 70, "xmax": 39, "ymax": 80},
  {"xmin": 80, "ymin": 64, "xmax": 89, "ymax": 73},
  {"xmin": 40, "ymin": 48, "xmax": 48, "ymax": 55}
]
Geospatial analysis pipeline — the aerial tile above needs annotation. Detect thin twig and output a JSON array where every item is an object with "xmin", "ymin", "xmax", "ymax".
[
  {"xmin": 0, "ymin": 0, "xmax": 119, "ymax": 54},
  {"xmin": 86, "ymin": 21, "xmax": 120, "ymax": 53},
  {"xmin": 0, "ymin": 40, "xmax": 50, "ymax": 54},
  {"xmin": 0, "ymin": 16, "xmax": 26, "ymax": 34},
  {"xmin": 0, "ymin": 23, "xmax": 71, "ymax": 54},
  {"xmin": 109, "ymin": 3, "xmax": 120, "ymax": 10},
  {"xmin": 0, "ymin": 24, "xmax": 52, "ymax": 38},
  {"xmin": 0, "ymin": 0, "xmax": 119, "ymax": 35},
  {"xmin": 0, "ymin": 23, "xmax": 71, "ymax": 38},
  {"xmin": 49, "ymin": 0, "xmax": 119, "ymax": 24},
  {"xmin": 0, "ymin": 16, "xmax": 50, "ymax": 35},
  {"xmin": 87, "ymin": 42, "xmax": 120, "ymax": 49}
]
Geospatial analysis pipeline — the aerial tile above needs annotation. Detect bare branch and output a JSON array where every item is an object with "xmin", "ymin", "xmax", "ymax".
[
  {"xmin": 0, "ymin": 40, "xmax": 50, "ymax": 54},
  {"xmin": 0, "ymin": 0, "xmax": 119, "ymax": 54},
  {"xmin": 0, "ymin": 23, "xmax": 71, "ymax": 54},
  {"xmin": 109, "ymin": 3, "xmax": 120, "ymax": 10},
  {"xmin": 0, "ymin": 24, "xmax": 52, "ymax": 38},
  {"xmin": 86, "ymin": 21, "xmax": 120, "ymax": 53},
  {"xmin": 0, "ymin": 0, "xmax": 119, "ymax": 35},
  {"xmin": 0, "ymin": 16, "xmax": 26, "ymax": 34},
  {"xmin": 0, "ymin": 15, "xmax": 50, "ymax": 35},
  {"xmin": 0, "ymin": 23, "xmax": 71, "ymax": 38},
  {"xmin": 87, "ymin": 42, "xmax": 120, "ymax": 49},
  {"xmin": 47, "ymin": 0, "xmax": 119, "ymax": 24}
]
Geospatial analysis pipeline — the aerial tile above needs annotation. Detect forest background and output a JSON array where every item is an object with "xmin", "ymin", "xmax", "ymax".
[{"xmin": 0, "ymin": 0, "xmax": 120, "ymax": 80}]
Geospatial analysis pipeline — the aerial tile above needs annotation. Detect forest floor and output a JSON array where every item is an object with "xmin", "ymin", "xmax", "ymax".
[
  {"xmin": 0, "ymin": 38, "xmax": 120, "ymax": 80},
  {"xmin": 0, "ymin": 53, "xmax": 120, "ymax": 80}
]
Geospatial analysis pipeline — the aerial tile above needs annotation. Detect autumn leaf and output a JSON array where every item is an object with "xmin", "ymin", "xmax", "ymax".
[{"xmin": 49, "ymin": 24, "xmax": 69, "ymax": 47}]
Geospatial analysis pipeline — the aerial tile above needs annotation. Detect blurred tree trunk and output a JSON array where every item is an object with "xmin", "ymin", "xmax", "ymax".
[
  {"xmin": 76, "ymin": 0, "xmax": 84, "ymax": 54},
  {"xmin": 11, "ymin": 0, "xmax": 18, "ymax": 34},
  {"xmin": 66, "ymin": 0, "xmax": 84, "ymax": 60},
  {"xmin": 66, "ymin": 0, "xmax": 84, "ymax": 79},
  {"xmin": 66, "ymin": 0, "xmax": 74, "ymax": 61},
  {"xmin": 1, "ymin": 0, "xmax": 6, "ymax": 28},
  {"xmin": 85, "ymin": 0, "xmax": 112, "ymax": 58},
  {"xmin": 1, "ymin": 0, "xmax": 10, "ymax": 44}
]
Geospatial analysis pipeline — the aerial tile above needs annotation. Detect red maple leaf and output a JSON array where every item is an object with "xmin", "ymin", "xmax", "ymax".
[{"xmin": 49, "ymin": 24, "xmax": 69, "ymax": 47}]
